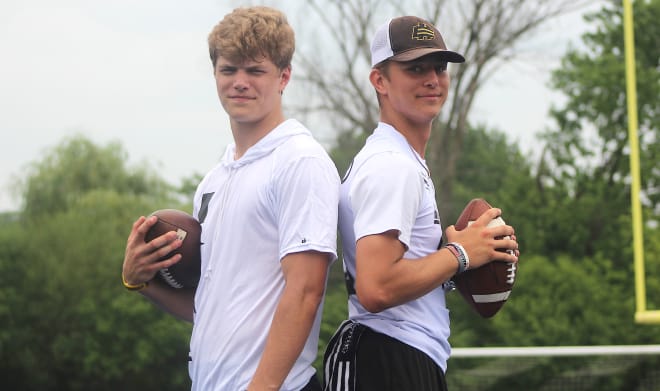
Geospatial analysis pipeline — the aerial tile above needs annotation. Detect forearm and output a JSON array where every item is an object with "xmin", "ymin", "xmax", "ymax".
[
  {"xmin": 248, "ymin": 284, "xmax": 323, "ymax": 390},
  {"xmin": 356, "ymin": 246, "xmax": 458, "ymax": 312},
  {"xmin": 138, "ymin": 279, "xmax": 195, "ymax": 322},
  {"xmin": 386, "ymin": 248, "xmax": 458, "ymax": 300}
]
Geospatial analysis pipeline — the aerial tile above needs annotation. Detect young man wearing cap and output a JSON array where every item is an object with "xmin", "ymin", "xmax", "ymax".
[
  {"xmin": 323, "ymin": 16, "xmax": 519, "ymax": 391},
  {"xmin": 122, "ymin": 6, "xmax": 339, "ymax": 391}
]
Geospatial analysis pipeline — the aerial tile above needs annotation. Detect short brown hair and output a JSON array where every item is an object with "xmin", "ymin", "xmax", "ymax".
[{"xmin": 208, "ymin": 6, "xmax": 295, "ymax": 70}]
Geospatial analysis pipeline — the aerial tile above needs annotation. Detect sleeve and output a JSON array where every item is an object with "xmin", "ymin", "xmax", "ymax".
[
  {"xmin": 273, "ymin": 154, "xmax": 340, "ymax": 261},
  {"xmin": 349, "ymin": 152, "xmax": 424, "ymax": 250}
]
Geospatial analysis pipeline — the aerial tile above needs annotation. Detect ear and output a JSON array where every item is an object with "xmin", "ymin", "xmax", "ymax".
[
  {"xmin": 279, "ymin": 65, "xmax": 292, "ymax": 92},
  {"xmin": 369, "ymin": 68, "xmax": 387, "ymax": 96}
]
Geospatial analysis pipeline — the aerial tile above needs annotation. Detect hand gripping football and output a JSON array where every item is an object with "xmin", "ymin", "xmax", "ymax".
[
  {"xmin": 144, "ymin": 209, "xmax": 202, "ymax": 289},
  {"xmin": 451, "ymin": 198, "xmax": 517, "ymax": 318}
]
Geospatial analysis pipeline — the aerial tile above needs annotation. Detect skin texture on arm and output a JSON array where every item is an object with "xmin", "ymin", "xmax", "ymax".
[
  {"xmin": 247, "ymin": 251, "xmax": 330, "ymax": 391},
  {"xmin": 122, "ymin": 215, "xmax": 195, "ymax": 322},
  {"xmin": 355, "ymin": 208, "xmax": 518, "ymax": 313},
  {"xmin": 136, "ymin": 280, "xmax": 195, "ymax": 323}
]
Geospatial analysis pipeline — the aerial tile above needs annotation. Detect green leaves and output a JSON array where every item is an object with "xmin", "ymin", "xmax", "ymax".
[
  {"xmin": 19, "ymin": 135, "xmax": 175, "ymax": 221},
  {"xmin": 0, "ymin": 136, "xmax": 192, "ymax": 390},
  {"xmin": 545, "ymin": 0, "xmax": 660, "ymax": 210}
]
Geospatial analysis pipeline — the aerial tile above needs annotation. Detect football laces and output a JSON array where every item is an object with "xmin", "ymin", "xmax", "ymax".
[
  {"xmin": 506, "ymin": 262, "xmax": 516, "ymax": 285},
  {"xmin": 159, "ymin": 268, "xmax": 184, "ymax": 289}
]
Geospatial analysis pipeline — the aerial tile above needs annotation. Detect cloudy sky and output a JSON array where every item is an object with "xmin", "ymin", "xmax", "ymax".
[{"xmin": 0, "ymin": 0, "xmax": 602, "ymax": 212}]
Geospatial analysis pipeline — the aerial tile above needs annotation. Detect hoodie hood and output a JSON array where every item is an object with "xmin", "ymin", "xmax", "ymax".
[{"xmin": 221, "ymin": 119, "xmax": 311, "ymax": 168}]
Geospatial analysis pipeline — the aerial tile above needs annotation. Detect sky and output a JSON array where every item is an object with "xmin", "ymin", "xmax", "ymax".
[{"xmin": 0, "ymin": 0, "xmax": 603, "ymax": 212}]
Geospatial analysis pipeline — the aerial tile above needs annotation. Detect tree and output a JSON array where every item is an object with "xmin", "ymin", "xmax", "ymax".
[
  {"xmin": 17, "ymin": 135, "xmax": 174, "ymax": 220},
  {"xmin": 292, "ymin": 0, "xmax": 593, "ymax": 219},
  {"xmin": 0, "ymin": 136, "xmax": 193, "ymax": 390},
  {"xmin": 450, "ymin": 125, "xmax": 545, "ymax": 253},
  {"xmin": 443, "ymin": 3, "xmax": 660, "ymax": 387},
  {"xmin": 538, "ymin": 0, "xmax": 659, "ymax": 258},
  {"xmin": 446, "ymin": 249, "xmax": 660, "ymax": 391}
]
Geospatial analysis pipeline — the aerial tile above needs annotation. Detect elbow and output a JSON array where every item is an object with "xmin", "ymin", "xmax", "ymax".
[
  {"xmin": 355, "ymin": 284, "xmax": 393, "ymax": 313},
  {"xmin": 299, "ymin": 284, "xmax": 325, "ymax": 313}
]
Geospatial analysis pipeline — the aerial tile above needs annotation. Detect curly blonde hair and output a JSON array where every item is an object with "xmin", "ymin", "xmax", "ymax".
[{"xmin": 208, "ymin": 6, "xmax": 295, "ymax": 70}]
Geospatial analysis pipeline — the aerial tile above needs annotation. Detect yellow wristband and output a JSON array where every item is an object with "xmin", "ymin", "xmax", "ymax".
[{"xmin": 122, "ymin": 272, "xmax": 148, "ymax": 291}]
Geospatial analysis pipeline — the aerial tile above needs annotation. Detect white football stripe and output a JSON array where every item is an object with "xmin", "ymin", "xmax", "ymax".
[{"xmin": 473, "ymin": 291, "xmax": 511, "ymax": 303}]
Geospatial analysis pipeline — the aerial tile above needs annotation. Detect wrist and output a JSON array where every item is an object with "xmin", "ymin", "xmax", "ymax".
[
  {"xmin": 121, "ymin": 272, "xmax": 148, "ymax": 291},
  {"xmin": 445, "ymin": 242, "xmax": 469, "ymax": 274}
]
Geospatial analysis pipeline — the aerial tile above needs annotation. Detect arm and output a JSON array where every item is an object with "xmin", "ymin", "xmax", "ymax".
[
  {"xmin": 355, "ymin": 208, "xmax": 518, "ymax": 313},
  {"xmin": 122, "ymin": 215, "xmax": 195, "ymax": 322},
  {"xmin": 136, "ymin": 280, "xmax": 195, "ymax": 322},
  {"xmin": 247, "ymin": 251, "xmax": 330, "ymax": 391}
]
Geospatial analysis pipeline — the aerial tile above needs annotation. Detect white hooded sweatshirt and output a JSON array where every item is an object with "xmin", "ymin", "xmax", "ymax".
[{"xmin": 189, "ymin": 119, "xmax": 339, "ymax": 391}]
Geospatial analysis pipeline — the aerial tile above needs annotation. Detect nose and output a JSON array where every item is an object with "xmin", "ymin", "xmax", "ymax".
[
  {"xmin": 233, "ymin": 80, "xmax": 248, "ymax": 92},
  {"xmin": 233, "ymin": 72, "xmax": 249, "ymax": 92},
  {"xmin": 424, "ymin": 71, "xmax": 439, "ymax": 88},
  {"xmin": 424, "ymin": 80, "xmax": 438, "ymax": 89}
]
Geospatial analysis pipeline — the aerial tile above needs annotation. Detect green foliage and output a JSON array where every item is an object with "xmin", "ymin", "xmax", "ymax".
[
  {"xmin": 446, "ymin": 248, "xmax": 660, "ymax": 390},
  {"xmin": 315, "ymin": 260, "xmax": 349, "ymax": 371},
  {"xmin": 329, "ymin": 129, "xmax": 369, "ymax": 179},
  {"xmin": 450, "ymin": 125, "xmax": 546, "ymax": 255},
  {"xmin": 642, "ymin": 225, "xmax": 660, "ymax": 311},
  {"xmin": 19, "ymin": 134, "xmax": 174, "ymax": 221},
  {"xmin": 0, "ymin": 136, "xmax": 192, "ymax": 390},
  {"xmin": 444, "ymin": 124, "xmax": 660, "ymax": 389},
  {"xmin": 542, "ymin": 0, "xmax": 659, "ymax": 214}
]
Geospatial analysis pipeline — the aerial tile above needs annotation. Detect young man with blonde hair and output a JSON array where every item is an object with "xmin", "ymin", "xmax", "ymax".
[
  {"xmin": 324, "ymin": 16, "xmax": 519, "ymax": 391},
  {"xmin": 122, "ymin": 7, "xmax": 339, "ymax": 391}
]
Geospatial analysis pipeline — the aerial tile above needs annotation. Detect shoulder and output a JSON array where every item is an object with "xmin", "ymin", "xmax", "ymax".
[
  {"xmin": 345, "ymin": 146, "xmax": 424, "ymax": 204},
  {"xmin": 278, "ymin": 129, "xmax": 330, "ymax": 159},
  {"xmin": 273, "ymin": 122, "xmax": 336, "ymax": 171},
  {"xmin": 353, "ymin": 147, "xmax": 418, "ymax": 181}
]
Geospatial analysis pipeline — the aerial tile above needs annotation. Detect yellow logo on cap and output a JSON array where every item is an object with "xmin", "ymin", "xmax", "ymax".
[{"xmin": 411, "ymin": 23, "xmax": 435, "ymax": 40}]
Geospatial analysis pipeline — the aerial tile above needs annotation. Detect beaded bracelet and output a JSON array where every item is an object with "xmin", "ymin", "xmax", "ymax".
[{"xmin": 446, "ymin": 242, "xmax": 470, "ymax": 274}]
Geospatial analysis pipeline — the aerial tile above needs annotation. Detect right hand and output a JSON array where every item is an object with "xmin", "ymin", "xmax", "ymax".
[
  {"xmin": 444, "ymin": 207, "xmax": 518, "ymax": 270},
  {"xmin": 122, "ymin": 215, "xmax": 183, "ymax": 286}
]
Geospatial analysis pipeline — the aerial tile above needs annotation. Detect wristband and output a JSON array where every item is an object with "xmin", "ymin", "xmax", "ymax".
[
  {"xmin": 446, "ymin": 242, "xmax": 470, "ymax": 274},
  {"xmin": 122, "ymin": 272, "xmax": 148, "ymax": 291}
]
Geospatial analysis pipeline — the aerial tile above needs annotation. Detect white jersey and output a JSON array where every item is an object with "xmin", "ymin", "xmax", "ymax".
[
  {"xmin": 338, "ymin": 122, "xmax": 451, "ymax": 372},
  {"xmin": 189, "ymin": 119, "xmax": 339, "ymax": 391}
]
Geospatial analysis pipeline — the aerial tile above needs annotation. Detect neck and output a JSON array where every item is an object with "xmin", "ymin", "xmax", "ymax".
[
  {"xmin": 380, "ymin": 116, "xmax": 432, "ymax": 158},
  {"xmin": 231, "ymin": 112, "xmax": 285, "ymax": 159}
]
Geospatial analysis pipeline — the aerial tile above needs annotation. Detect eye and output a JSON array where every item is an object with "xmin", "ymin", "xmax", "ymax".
[
  {"xmin": 247, "ymin": 67, "xmax": 266, "ymax": 75},
  {"xmin": 435, "ymin": 63, "xmax": 448, "ymax": 73},
  {"xmin": 218, "ymin": 66, "xmax": 236, "ymax": 75},
  {"xmin": 407, "ymin": 64, "xmax": 426, "ymax": 74}
]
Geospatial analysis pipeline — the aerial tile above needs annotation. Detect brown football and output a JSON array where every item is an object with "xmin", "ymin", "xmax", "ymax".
[
  {"xmin": 451, "ymin": 198, "xmax": 517, "ymax": 318},
  {"xmin": 144, "ymin": 209, "xmax": 202, "ymax": 289}
]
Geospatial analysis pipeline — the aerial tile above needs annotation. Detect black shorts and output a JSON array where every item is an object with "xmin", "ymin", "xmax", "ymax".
[
  {"xmin": 301, "ymin": 373, "xmax": 322, "ymax": 391},
  {"xmin": 355, "ymin": 327, "xmax": 447, "ymax": 391},
  {"xmin": 324, "ymin": 321, "xmax": 447, "ymax": 391}
]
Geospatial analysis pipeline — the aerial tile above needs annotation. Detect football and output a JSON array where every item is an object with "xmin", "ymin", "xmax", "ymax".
[
  {"xmin": 144, "ymin": 209, "xmax": 202, "ymax": 289},
  {"xmin": 451, "ymin": 198, "xmax": 517, "ymax": 318}
]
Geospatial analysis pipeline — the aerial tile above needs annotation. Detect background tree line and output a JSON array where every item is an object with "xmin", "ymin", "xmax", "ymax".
[{"xmin": 0, "ymin": 0, "xmax": 658, "ymax": 390}]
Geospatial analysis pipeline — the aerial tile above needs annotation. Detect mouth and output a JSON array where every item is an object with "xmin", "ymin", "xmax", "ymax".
[
  {"xmin": 229, "ymin": 95, "xmax": 255, "ymax": 101},
  {"xmin": 418, "ymin": 95, "xmax": 444, "ymax": 104},
  {"xmin": 418, "ymin": 94, "xmax": 443, "ymax": 99}
]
